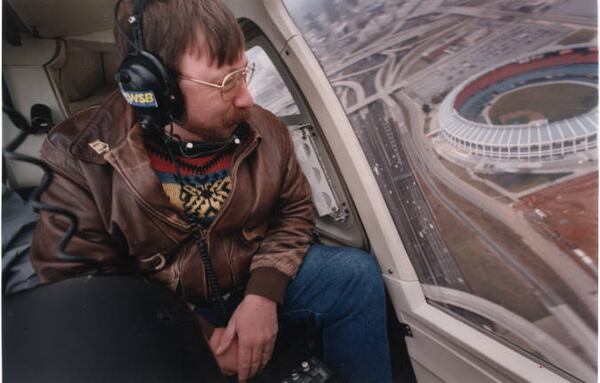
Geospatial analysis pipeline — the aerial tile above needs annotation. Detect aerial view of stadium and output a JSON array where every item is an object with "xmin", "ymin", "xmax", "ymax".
[{"xmin": 437, "ymin": 46, "xmax": 597, "ymax": 166}]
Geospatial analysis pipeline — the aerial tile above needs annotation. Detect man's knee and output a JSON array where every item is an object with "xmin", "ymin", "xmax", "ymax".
[
  {"xmin": 345, "ymin": 248, "xmax": 384, "ymax": 296},
  {"xmin": 286, "ymin": 245, "xmax": 386, "ymax": 319},
  {"xmin": 315, "ymin": 245, "xmax": 384, "ymax": 301}
]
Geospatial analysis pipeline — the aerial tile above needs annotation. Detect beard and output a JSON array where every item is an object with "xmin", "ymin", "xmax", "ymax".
[
  {"xmin": 226, "ymin": 108, "xmax": 250, "ymax": 128},
  {"xmin": 180, "ymin": 107, "xmax": 250, "ymax": 142}
]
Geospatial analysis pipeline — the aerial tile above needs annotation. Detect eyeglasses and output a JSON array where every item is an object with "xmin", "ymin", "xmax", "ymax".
[{"xmin": 179, "ymin": 62, "xmax": 255, "ymax": 101}]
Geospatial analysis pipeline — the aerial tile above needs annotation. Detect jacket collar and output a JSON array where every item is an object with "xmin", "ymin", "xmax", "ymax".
[
  {"xmin": 104, "ymin": 121, "xmax": 189, "ymax": 230},
  {"xmin": 69, "ymin": 91, "xmax": 263, "ymax": 164},
  {"xmin": 69, "ymin": 91, "xmax": 133, "ymax": 164}
]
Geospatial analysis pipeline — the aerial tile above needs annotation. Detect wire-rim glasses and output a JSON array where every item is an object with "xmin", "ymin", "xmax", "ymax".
[{"xmin": 179, "ymin": 63, "xmax": 255, "ymax": 101}]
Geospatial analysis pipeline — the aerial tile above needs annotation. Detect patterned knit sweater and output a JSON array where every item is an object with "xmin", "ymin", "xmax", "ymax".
[{"xmin": 145, "ymin": 140, "xmax": 234, "ymax": 226}]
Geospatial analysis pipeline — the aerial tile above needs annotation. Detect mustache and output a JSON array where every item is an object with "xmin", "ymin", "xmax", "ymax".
[{"xmin": 229, "ymin": 108, "xmax": 250, "ymax": 125}]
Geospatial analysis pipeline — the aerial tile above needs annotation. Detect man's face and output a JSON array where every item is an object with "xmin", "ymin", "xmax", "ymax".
[{"xmin": 176, "ymin": 47, "xmax": 254, "ymax": 142}]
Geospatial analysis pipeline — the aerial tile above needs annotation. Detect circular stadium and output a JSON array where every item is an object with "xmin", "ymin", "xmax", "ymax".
[{"xmin": 437, "ymin": 46, "xmax": 598, "ymax": 165}]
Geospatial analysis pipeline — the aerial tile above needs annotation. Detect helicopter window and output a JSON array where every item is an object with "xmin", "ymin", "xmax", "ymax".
[
  {"xmin": 284, "ymin": 0, "xmax": 598, "ymax": 380},
  {"xmin": 245, "ymin": 45, "xmax": 300, "ymax": 118}
]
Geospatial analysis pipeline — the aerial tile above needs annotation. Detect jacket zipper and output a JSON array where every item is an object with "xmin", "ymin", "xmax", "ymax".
[{"xmin": 206, "ymin": 134, "xmax": 259, "ymax": 287}]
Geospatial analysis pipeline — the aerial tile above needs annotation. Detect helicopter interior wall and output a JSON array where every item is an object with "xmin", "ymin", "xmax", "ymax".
[
  {"xmin": 3, "ymin": 34, "xmax": 121, "ymax": 190},
  {"xmin": 6, "ymin": 0, "xmax": 116, "ymax": 40},
  {"xmin": 60, "ymin": 42, "xmax": 120, "ymax": 113},
  {"xmin": 3, "ymin": 37, "xmax": 67, "ymax": 189}
]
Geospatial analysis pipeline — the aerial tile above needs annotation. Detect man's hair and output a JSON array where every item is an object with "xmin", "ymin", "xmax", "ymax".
[{"xmin": 115, "ymin": 0, "xmax": 245, "ymax": 70}]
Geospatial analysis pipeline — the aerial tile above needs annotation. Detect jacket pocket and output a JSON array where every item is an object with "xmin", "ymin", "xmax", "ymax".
[
  {"xmin": 235, "ymin": 222, "xmax": 269, "ymax": 274},
  {"xmin": 241, "ymin": 222, "xmax": 268, "ymax": 243}
]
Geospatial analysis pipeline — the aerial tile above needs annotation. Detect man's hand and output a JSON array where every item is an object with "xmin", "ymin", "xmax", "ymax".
[
  {"xmin": 208, "ymin": 328, "xmax": 239, "ymax": 376},
  {"xmin": 216, "ymin": 294, "xmax": 278, "ymax": 382}
]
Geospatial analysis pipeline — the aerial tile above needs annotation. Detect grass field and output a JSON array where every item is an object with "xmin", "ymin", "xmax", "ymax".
[
  {"xmin": 476, "ymin": 172, "xmax": 571, "ymax": 193},
  {"xmin": 437, "ymin": 156, "xmax": 505, "ymax": 198},
  {"xmin": 489, "ymin": 83, "xmax": 597, "ymax": 124},
  {"xmin": 558, "ymin": 29, "xmax": 597, "ymax": 45}
]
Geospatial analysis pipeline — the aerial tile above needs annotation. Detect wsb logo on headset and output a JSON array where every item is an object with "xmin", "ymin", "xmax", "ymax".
[{"xmin": 120, "ymin": 89, "xmax": 159, "ymax": 108}]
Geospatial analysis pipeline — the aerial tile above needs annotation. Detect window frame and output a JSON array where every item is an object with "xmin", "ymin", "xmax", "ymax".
[{"xmin": 243, "ymin": 24, "xmax": 369, "ymax": 250}]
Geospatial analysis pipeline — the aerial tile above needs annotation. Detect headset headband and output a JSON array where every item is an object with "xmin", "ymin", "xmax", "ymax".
[{"xmin": 130, "ymin": 0, "xmax": 146, "ymax": 52}]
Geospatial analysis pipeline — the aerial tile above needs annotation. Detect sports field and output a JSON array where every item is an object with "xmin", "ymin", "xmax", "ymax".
[{"xmin": 489, "ymin": 83, "xmax": 597, "ymax": 124}]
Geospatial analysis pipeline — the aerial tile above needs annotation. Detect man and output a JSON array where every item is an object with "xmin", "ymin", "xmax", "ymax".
[{"xmin": 31, "ymin": 0, "xmax": 392, "ymax": 381}]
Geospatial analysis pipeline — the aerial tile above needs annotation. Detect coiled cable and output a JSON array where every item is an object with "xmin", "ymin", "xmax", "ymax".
[
  {"xmin": 151, "ymin": 123, "xmax": 232, "ymax": 327},
  {"xmin": 2, "ymin": 86, "xmax": 102, "ymax": 294}
]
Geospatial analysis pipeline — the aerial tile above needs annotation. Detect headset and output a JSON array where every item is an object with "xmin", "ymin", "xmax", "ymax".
[{"xmin": 114, "ymin": 0, "xmax": 185, "ymax": 128}]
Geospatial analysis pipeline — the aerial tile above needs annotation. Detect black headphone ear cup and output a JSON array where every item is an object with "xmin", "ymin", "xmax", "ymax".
[
  {"xmin": 139, "ymin": 51, "xmax": 185, "ymax": 124},
  {"xmin": 116, "ymin": 50, "xmax": 185, "ymax": 126},
  {"xmin": 138, "ymin": 51, "xmax": 168, "ymax": 88}
]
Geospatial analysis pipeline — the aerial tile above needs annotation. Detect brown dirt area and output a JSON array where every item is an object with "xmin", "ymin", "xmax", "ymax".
[{"xmin": 519, "ymin": 173, "xmax": 598, "ymax": 264}]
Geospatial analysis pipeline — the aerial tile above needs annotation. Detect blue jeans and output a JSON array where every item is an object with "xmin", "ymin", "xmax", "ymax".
[{"xmin": 197, "ymin": 244, "xmax": 392, "ymax": 383}]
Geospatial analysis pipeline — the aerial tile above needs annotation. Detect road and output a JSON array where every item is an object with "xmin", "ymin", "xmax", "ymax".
[
  {"xmin": 439, "ymin": 5, "xmax": 597, "ymax": 28},
  {"xmin": 350, "ymin": 101, "xmax": 469, "ymax": 291}
]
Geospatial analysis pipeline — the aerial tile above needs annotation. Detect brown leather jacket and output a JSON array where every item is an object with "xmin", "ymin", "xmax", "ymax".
[{"xmin": 31, "ymin": 92, "xmax": 315, "ymax": 305}]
